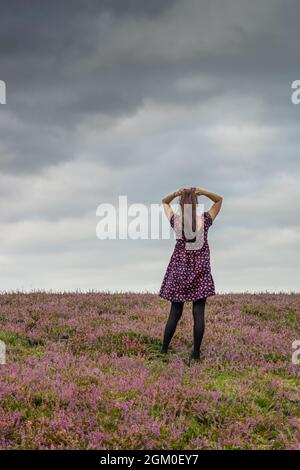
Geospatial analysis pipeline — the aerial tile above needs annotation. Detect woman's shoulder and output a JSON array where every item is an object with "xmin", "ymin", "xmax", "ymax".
[{"xmin": 204, "ymin": 210, "xmax": 213, "ymax": 227}]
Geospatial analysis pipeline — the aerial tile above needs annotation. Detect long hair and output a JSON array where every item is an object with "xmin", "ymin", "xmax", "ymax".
[{"xmin": 179, "ymin": 187, "xmax": 198, "ymax": 242}]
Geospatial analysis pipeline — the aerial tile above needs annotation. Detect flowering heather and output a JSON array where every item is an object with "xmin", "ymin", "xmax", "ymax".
[{"xmin": 0, "ymin": 292, "xmax": 299, "ymax": 450}]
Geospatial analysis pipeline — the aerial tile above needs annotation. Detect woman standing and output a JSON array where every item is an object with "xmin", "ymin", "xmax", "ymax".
[{"xmin": 159, "ymin": 187, "xmax": 223, "ymax": 361}]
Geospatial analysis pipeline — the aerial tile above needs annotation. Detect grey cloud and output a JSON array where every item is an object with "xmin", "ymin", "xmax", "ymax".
[
  {"xmin": 0, "ymin": 0, "xmax": 299, "ymax": 175},
  {"xmin": 0, "ymin": 0, "xmax": 299, "ymax": 292}
]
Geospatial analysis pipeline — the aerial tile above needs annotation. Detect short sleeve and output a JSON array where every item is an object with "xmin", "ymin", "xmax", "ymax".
[
  {"xmin": 205, "ymin": 211, "xmax": 213, "ymax": 228},
  {"xmin": 169, "ymin": 213, "xmax": 175, "ymax": 229}
]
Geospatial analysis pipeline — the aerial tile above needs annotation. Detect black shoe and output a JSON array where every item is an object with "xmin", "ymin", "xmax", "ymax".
[
  {"xmin": 160, "ymin": 347, "xmax": 168, "ymax": 354},
  {"xmin": 189, "ymin": 351, "xmax": 201, "ymax": 361},
  {"xmin": 190, "ymin": 355, "xmax": 200, "ymax": 361}
]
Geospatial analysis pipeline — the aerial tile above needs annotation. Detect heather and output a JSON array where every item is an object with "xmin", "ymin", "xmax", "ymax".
[{"xmin": 0, "ymin": 292, "xmax": 299, "ymax": 450}]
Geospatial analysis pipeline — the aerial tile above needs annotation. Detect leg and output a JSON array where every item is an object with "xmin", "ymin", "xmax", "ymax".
[
  {"xmin": 161, "ymin": 301, "xmax": 184, "ymax": 353},
  {"xmin": 191, "ymin": 297, "xmax": 207, "ymax": 359}
]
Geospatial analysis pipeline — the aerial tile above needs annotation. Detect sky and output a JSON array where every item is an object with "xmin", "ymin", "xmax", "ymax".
[{"xmin": 0, "ymin": 0, "xmax": 299, "ymax": 293}]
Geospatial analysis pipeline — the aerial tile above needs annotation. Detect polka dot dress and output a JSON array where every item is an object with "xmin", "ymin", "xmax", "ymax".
[{"xmin": 159, "ymin": 211, "xmax": 215, "ymax": 302}]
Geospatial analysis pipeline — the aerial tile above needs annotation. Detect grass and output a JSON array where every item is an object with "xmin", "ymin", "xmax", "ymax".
[{"xmin": 0, "ymin": 291, "xmax": 299, "ymax": 450}]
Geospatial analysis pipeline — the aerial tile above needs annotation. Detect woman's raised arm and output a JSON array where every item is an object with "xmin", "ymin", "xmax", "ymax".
[
  {"xmin": 162, "ymin": 189, "xmax": 184, "ymax": 221},
  {"xmin": 195, "ymin": 187, "xmax": 223, "ymax": 222}
]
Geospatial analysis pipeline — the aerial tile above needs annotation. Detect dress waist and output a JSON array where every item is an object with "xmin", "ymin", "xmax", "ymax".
[{"xmin": 174, "ymin": 238, "xmax": 207, "ymax": 251}]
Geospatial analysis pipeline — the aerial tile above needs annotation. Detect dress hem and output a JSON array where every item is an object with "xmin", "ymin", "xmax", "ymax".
[{"xmin": 158, "ymin": 292, "xmax": 215, "ymax": 302}]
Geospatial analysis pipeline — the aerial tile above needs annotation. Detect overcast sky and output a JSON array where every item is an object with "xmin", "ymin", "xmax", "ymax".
[{"xmin": 0, "ymin": 0, "xmax": 299, "ymax": 293}]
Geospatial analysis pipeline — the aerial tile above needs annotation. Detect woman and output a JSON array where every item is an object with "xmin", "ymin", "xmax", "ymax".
[{"xmin": 159, "ymin": 187, "xmax": 223, "ymax": 361}]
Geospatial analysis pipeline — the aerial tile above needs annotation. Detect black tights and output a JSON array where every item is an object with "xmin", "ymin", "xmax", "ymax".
[{"xmin": 161, "ymin": 298, "xmax": 207, "ymax": 358}]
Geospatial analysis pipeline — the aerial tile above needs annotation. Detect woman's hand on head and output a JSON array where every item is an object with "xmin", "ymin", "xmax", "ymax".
[
  {"xmin": 174, "ymin": 188, "xmax": 185, "ymax": 197},
  {"xmin": 194, "ymin": 188, "xmax": 203, "ymax": 196}
]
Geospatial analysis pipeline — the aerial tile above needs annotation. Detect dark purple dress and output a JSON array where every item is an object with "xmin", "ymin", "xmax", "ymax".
[{"xmin": 159, "ymin": 211, "xmax": 215, "ymax": 302}]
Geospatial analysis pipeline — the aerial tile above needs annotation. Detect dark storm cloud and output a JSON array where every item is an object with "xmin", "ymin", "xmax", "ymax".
[
  {"xmin": 0, "ymin": 0, "xmax": 299, "ymax": 180},
  {"xmin": 0, "ymin": 0, "xmax": 180, "ymax": 173},
  {"xmin": 0, "ymin": 0, "xmax": 299, "ymax": 174}
]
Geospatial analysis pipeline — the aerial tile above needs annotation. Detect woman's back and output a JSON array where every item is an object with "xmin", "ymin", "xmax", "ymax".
[{"xmin": 159, "ymin": 210, "xmax": 215, "ymax": 302}]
